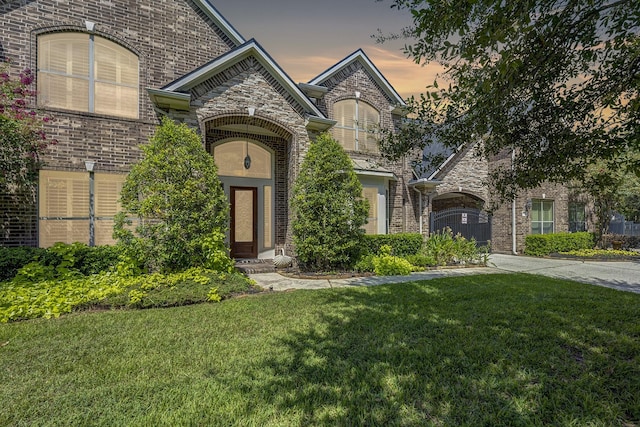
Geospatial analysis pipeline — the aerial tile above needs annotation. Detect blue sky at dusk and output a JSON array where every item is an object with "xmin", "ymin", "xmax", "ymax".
[{"xmin": 212, "ymin": 0, "xmax": 442, "ymax": 100}]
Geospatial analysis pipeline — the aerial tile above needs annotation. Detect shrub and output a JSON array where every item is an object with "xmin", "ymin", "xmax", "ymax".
[
  {"xmin": 0, "ymin": 246, "xmax": 45, "ymax": 282},
  {"xmin": 361, "ymin": 233, "xmax": 423, "ymax": 257},
  {"xmin": 0, "ymin": 244, "xmax": 121, "ymax": 283},
  {"xmin": 291, "ymin": 133, "xmax": 368, "ymax": 271},
  {"xmin": 405, "ymin": 253, "xmax": 437, "ymax": 268},
  {"xmin": 114, "ymin": 118, "xmax": 230, "ymax": 273},
  {"xmin": 524, "ymin": 232, "xmax": 595, "ymax": 256},
  {"xmin": 372, "ymin": 255, "xmax": 414, "ymax": 276},
  {"xmin": 421, "ymin": 228, "xmax": 484, "ymax": 266}
]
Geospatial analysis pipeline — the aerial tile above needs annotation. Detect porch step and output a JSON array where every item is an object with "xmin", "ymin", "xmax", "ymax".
[{"xmin": 235, "ymin": 259, "xmax": 276, "ymax": 274}]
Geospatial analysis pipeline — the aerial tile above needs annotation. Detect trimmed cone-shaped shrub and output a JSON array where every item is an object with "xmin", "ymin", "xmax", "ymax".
[
  {"xmin": 291, "ymin": 133, "xmax": 368, "ymax": 271},
  {"xmin": 114, "ymin": 117, "xmax": 230, "ymax": 273}
]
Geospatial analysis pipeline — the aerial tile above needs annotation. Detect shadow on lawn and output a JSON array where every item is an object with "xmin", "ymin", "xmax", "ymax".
[{"xmin": 237, "ymin": 275, "xmax": 639, "ymax": 426}]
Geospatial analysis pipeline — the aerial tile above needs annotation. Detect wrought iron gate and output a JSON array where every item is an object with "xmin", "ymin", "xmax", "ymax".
[{"xmin": 430, "ymin": 208, "xmax": 492, "ymax": 247}]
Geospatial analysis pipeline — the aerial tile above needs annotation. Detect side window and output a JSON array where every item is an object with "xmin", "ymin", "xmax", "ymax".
[
  {"xmin": 38, "ymin": 33, "xmax": 139, "ymax": 119},
  {"xmin": 531, "ymin": 199, "xmax": 554, "ymax": 234},
  {"xmin": 331, "ymin": 99, "xmax": 380, "ymax": 153},
  {"xmin": 569, "ymin": 202, "xmax": 586, "ymax": 232}
]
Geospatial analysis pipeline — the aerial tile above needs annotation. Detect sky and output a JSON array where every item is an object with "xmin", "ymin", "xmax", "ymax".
[{"xmin": 211, "ymin": 0, "xmax": 443, "ymax": 100}]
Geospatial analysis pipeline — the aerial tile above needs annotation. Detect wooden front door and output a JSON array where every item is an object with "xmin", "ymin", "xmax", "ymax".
[{"xmin": 230, "ymin": 186, "xmax": 258, "ymax": 258}]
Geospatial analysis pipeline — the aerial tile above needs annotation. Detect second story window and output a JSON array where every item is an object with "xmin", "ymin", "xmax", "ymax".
[
  {"xmin": 332, "ymin": 99, "xmax": 380, "ymax": 153},
  {"xmin": 38, "ymin": 33, "xmax": 139, "ymax": 119}
]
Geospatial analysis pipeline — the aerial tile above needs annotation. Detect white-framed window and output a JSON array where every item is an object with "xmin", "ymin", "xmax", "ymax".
[
  {"xmin": 531, "ymin": 199, "xmax": 554, "ymax": 234},
  {"xmin": 38, "ymin": 33, "xmax": 139, "ymax": 119},
  {"xmin": 332, "ymin": 99, "xmax": 380, "ymax": 153}
]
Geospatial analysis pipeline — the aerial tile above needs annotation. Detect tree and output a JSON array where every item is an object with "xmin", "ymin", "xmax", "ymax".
[
  {"xmin": 291, "ymin": 133, "xmax": 369, "ymax": 271},
  {"xmin": 0, "ymin": 61, "xmax": 55, "ymax": 199},
  {"xmin": 114, "ymin": 117, "xmax": 231, "ymax": 273},
  {"xmin": 377, "ymin": 0, "xmax": 639, "ymax": 200}
]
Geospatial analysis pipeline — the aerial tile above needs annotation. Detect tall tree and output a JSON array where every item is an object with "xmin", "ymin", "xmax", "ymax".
[
  {"xmin": 291, "ymin": 133, "xmax": 369, "ymax": 271},
  {"xmin": 378, "ymin": 0, "xmax": 639, "ymax": 199}
]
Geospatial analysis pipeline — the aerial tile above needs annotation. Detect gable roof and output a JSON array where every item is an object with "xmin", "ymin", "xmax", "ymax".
[
  {"xmin": 308, "ymin": 49, "xmax": 406, "ymax": 110},
  {"xmin": 148, "ymin": 39, "xmax": 331, "ymax": 128},
  {"xmin": 192, "ymin": 0, "xmax": 245, "ymax": 46}
]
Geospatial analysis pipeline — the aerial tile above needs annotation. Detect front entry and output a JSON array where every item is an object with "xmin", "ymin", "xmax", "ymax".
[{"xmin": 230, "ymin": 187, "xmax": 258, "ymax": 258}]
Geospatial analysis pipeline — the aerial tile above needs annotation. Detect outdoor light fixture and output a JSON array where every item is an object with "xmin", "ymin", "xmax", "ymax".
[{"xmin": 244, "ymin": 110, "xmax": 253, "ymax": 169}]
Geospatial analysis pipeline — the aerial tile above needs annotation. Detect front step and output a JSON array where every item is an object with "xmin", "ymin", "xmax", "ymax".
[{"xmin": 235, "ymin": 259, "xmax": 276, "ymax": 274}]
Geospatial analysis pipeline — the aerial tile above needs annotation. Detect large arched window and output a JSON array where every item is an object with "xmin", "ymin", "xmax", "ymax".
[
  {"xmin": 38, "ymin": 33, "xmax": 139, "ymax": 118},
  {"xmin": 332, "ymin": 99, "xmax": 380, "ymax": 153},
  {"xmin": 213, "ymin": 140, "xmax": 272, "ymax": 179}
]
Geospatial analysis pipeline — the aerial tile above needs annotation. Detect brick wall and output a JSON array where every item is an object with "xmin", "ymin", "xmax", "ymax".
[
  {"xmin": 316, "ymin": 63, "xmax": 420, "ymax": 234},
  {"xmin": 0, "ymin": 0, "xmax": 236, "ymax": 246}
]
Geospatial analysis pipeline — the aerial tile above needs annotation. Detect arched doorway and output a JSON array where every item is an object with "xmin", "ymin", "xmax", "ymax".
[
  {"xmin": 205, "ymin": 115, "xmax": 292, "ymax": 259},
  {"xmin": 430, "ymin": 192, "xmax": 491, "ymax": 247}
]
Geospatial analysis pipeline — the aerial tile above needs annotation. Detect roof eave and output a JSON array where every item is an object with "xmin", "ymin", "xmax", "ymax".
[
  {"xmin": 409, "ymin": 178, "xmax": 442, "ymax": 190},
  {"xmin": 192, "ymin": 0, "xmax": 245, "ymax": 46},
  {"xmin": 147, "ymin": 88, "xmax": 191, "ymax": 111},
  {"xmin": 162, "ymin": 40, "xmax": 325, "ymax": 118},
  {"xmin": 305, "ymin": 116, "xmax": 336, "ymax": 132}
]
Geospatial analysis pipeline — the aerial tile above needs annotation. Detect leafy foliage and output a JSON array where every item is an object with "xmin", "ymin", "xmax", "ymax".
[
  {"xmin": 370, "ymin": 245, "xmax": 415, "ymax": 276},
  {"xmin": 378, "ymin": 0, "xmax": 640, "ymax": 200},
  {"xmin": 291, "ymin": 133, "xmax": 368, "ymax": 271},
  {"xmin": 0, "ymin": 267, "xmax": 254, "ymax": 322},
  {"xmin": 524, "ymin": 232, "xmax": 595, "ymax": 256},
  {"xmin": 114, "ymin": 117, "xmax": 231, "ymax": 273},
  {"xmin": 361, "ymin": 233, "xmax": 423, "ymax": 257},
  {"xmin": 0, "ymin": 243, "xmax": 121, "ymax": 283},
  {"xmin": 560, "ymin": 248, "xmax": 639, "ymax": 258},
  {"xmin": 421, "ymin": 228, "xmax": 482, "ymax": 266},
  {"xmin": 0, "ymin": 60, "xmax": 56, "ymax": 199}
]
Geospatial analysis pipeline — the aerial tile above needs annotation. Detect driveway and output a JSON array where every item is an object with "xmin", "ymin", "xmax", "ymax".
[{"xmin": 489, "ymin": 253, "xmax": 640, "ymax": 294}]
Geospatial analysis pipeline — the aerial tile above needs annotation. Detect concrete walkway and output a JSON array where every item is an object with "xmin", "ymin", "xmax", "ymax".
[
  {"xmin": 248, "ymin": 254, "xmax": 640, "ymax": 294},
  {"xmin": 489, "ymin": 253, "xmax": 640, "ymax": 294}
]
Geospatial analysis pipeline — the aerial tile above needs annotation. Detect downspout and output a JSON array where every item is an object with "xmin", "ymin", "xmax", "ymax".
[{"xmin": 512, "ymin": 149, "xmax": 517, "ymax": 254}]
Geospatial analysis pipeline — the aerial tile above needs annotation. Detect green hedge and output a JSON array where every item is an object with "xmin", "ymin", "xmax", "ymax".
[
  {"xmin": 524, "ymin": 232, "xmax": 595, "ymax": 256},
  {"xmin": 0, "ymin": 247, "xmax": 47, "ymax": 282},
  {"xmin": 362, "ymin": 233, "xmax": 423, "ymax": 257},
  {"xmin": 0, "ymin": 244, "xmax": 122, "ymax": 282}
]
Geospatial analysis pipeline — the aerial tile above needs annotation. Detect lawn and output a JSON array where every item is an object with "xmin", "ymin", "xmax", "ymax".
[{"xmin": 1, "ymin": 273, "xmax": 639, "ymax": 426}]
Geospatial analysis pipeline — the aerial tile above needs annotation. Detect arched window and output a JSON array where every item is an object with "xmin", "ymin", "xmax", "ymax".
[
  {"xmin": 213, "ymin": 140, "xmax": 272, "ymax": 179},
  {"xmin": 332, "ymin": 99, "xmax": 380, "ymax": 153},
  {"xmin": 38, "ymin": 33, "xmax": 139, "ymax": 118}
]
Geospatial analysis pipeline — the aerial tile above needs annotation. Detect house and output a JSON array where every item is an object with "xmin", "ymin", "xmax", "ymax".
[{"xmin": 0, "ymin": 0, "xmax": 588, "ymax": 256}]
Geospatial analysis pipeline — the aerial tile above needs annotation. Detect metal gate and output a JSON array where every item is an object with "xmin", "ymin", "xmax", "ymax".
[{"xmin": 430, "ymin": 208, "xmax": 492, "ymax": 247}]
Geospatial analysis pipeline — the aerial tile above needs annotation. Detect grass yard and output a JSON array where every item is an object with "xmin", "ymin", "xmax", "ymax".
[{"xmin": 1, "ymin": 273, "xmax": 639, "ymax": 426}]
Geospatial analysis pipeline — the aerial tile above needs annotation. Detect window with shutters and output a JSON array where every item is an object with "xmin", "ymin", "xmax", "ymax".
[
  {"xmin": 38, "ymin": 33, "xmax": 139, "ymax": 119},
  {"xmin": 38, "ymin": 170, "xmax": 126, "ymax": 247},
  {"xmin": 362, "ymin": 186, "xmax": 379, "ymax": 234},
  {"xmin": 332, "ymin": 99, "xmax": 380, "ymax": 153}
]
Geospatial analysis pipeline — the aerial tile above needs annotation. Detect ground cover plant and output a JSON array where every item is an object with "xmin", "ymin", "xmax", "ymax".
[{"xmin": 1, "ymin": 273, "xmax": 638, "ymax": 426}]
